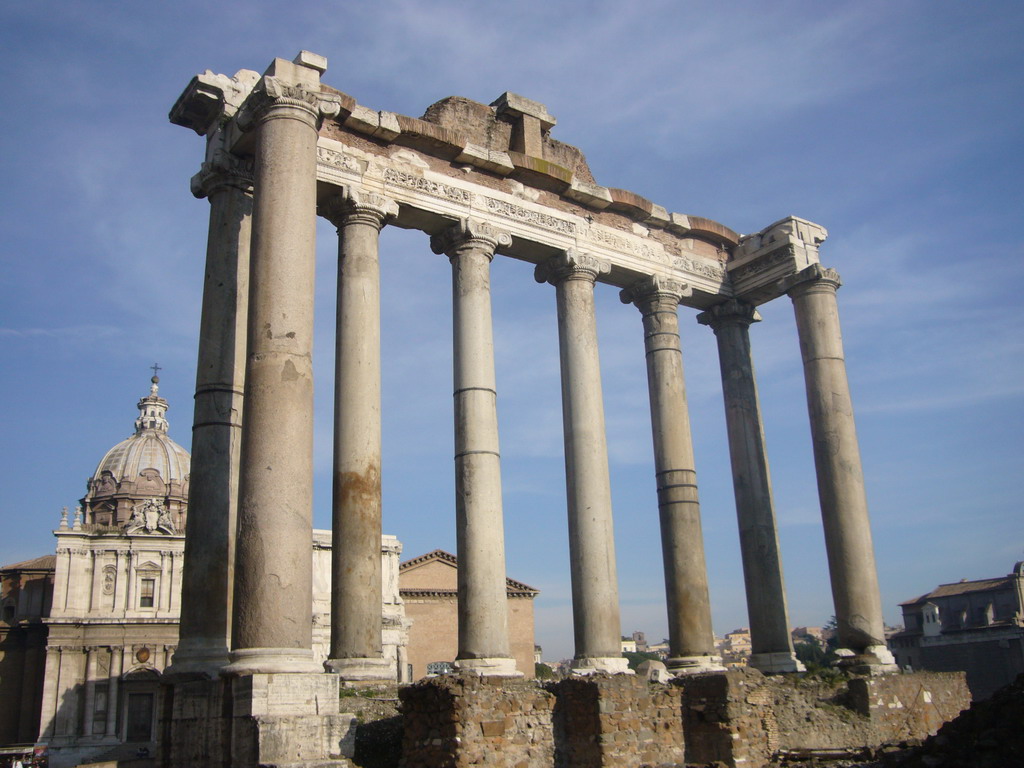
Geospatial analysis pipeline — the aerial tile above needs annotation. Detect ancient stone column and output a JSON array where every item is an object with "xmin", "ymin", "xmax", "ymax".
[
  {"xmin": 319, "ymin": 188, "xmax": 398, "ymax": 681},
  {"xmin": 167, "ymin": 155, "xmax": 252, "ymax": 678},
  {"xmin": 697, "ymin": 299, "xmax": 802, "ymax": 673},
  {"xmin": 432, "ymin": 219, "xmax": 518, "ymax": 676},
  {"xmin": 536, "ymin": 251, "xmax": 629, "ymax": 674},
  {"xmin": 782, "ymin": 264, "xmax": 896, "ymax": 670},
  {"xmin": 224, "ymin": 66, "xmax": 340, "ymax": 675},
  {"xmin": 621, "ymin": 276, "xmax": 722, "ymax": 674}
]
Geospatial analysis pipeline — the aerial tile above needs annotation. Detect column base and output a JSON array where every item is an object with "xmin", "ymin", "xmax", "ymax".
[
  {"xmin": 570, "ymin": 656, "xmax": 633, "ymax": 675},
  {"xmin": 325, "ymin": 655, "xmax": 395, "ymax": 683},
  {"xmin": 222, "ymin": 647, "xmax": 323, "ymax": 676},
  {"xmin": 837, "ymin": 645, "xmax": 899, "ymax": 675},
  {"xmin": 749, "ymin": 651, "xmax": 806, "ymax": 674},
  {"xmin": 454, "ymin": 656, "xmax": 523, "ymax": 677},
  {"xmin": 666, "ymin": 655, "xmax": 725, "ymax": 675},
  {"xmin": 164, "ymin": 640, "xmax": 230, "ymax": 680}
]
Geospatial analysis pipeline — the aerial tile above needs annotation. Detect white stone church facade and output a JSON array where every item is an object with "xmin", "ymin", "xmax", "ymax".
[{"xmin": 35, "ymin": 378, "xmax": 408, "ymax": 768}]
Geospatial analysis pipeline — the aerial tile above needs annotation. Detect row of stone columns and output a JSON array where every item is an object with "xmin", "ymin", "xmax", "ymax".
[{"xmin": 170, "ymin": 61, "xmax": 893, "ymax": 684}]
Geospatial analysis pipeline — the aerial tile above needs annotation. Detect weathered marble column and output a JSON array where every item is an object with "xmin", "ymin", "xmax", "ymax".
[
  {"xmin": 536, "ymin": 251, "xmax": 629, "ymax": 674},
  {"xmin": 318, "ymin": 188, "xmax": 398, "ymax": 681},
  {"xmin": 781, "ymin": 264, "xmax": 896, "ymax": 670},
  {"xmin": 697, "ymin": 299, "xmax": 802, "ymax": 673},
  {"xmin": 432, "ymin": 219, "xmax": 518, "ymax": 676},
  {"xmin": 167, "ymin": 155, "xmax": 252, "ymax": 678},
  {"xmin": 621, "ymin": 276, "xmax": 723, "ymax": 674},
  {"xmin": 224, "ymin": 63, "xmax": 340, "ymax": 675}
]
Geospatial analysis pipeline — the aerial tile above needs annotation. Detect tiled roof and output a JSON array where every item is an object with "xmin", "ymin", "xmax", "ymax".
[
  {"xmin": 899, "ymin": 576, "xmax": 1014, "ymax": 605},
  {"xmin": 1, "ymin": 554, "xmax": 56, "ymax": 572}
]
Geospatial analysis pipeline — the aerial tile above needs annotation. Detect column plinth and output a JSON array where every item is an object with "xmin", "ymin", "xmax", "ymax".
[
  {"xmin": 167, "ymin": 156, "xmax": 252, "ymax": 680},
  {"xmin": 782, "ymin": 265, "xmax": 896, "ymax": 671},
  {"xmin": 697, "ymin": 299, "xmax": 802, "ymax": 674},
  {"xmin": 224, "ymin": 74, "xmax": 337, "ymax": 677},
  {"xmin": 319, "ymin": 188, "xmax": 397, "ymax": 681},
  {"xmin": 433, "ymin": 219, "xmax": 519, "ymax": 677},
  {"xmin": 621, "ymin": 276, "xmax": 723, "ymax": 675},
  {"xmin": 537, "ymin": 251, "xmax": 629, "ymax": 675}
]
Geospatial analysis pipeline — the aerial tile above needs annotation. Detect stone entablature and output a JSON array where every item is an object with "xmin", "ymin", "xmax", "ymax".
[{"xmin": 171, "ymin": 63, "xmax": 828, "ymax": 309}]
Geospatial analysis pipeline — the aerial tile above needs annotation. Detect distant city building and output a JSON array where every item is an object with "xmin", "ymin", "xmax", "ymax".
[
  {"xmin": 397, "ymin": 549, "xmax": 538, "ymax": 680},
  {"xmin": 889, "ymin": 562, "xmax": 1024, "ymax": 700},
  {"xmin": 0, "ymin": 378, "xmax": 409, "ymax": 768}
]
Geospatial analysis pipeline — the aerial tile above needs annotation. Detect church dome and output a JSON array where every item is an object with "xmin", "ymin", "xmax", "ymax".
[{"xmin": 83, "ymin": 373, "xmax": 191, "ymax": 530}]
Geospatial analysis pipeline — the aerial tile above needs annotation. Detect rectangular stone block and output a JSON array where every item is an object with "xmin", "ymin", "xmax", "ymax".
[{"xmin": 233, "ymin": 672, "xmax": 341, "ymax": 717}]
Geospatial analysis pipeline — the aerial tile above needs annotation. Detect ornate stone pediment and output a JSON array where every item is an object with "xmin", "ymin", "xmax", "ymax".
[{"xmin": 125, "ymin": 499, "xmax": 176, "ymax": 535}]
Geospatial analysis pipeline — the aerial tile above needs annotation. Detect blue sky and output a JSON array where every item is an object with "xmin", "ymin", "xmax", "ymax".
[{"xmin": 1, "ymin": 1, "xmax": 1022, "ymax": 662}]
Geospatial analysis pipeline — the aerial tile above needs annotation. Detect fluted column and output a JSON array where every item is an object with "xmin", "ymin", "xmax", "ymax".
[
  {"xmin": 781, "ymin": 264, "xmax": 896, "ymax": 670},
  {"xmin": 167, "ymin": 153, "xmax": 252, "ymax": 678},
  {"xmin": 318, "ymin": 188, "xmax": 397, "ymax": 681},
  {"xmin": 536, "ymin": 251, "xmax": 629, "ymax": 674},
  {"xmin": 224, "ymin": 71, "xmax": 340, "ymax": 675},
  {"xmin": 621, "ymin": 276, "xmax": 722, "ymax": 674},
  {"xmin": 432, "ymin": 219, "xmax": 518, "ymax": 676},
  {"xmin": 697, "ymin": 299, "xmax": 802, "ymax": 673}
]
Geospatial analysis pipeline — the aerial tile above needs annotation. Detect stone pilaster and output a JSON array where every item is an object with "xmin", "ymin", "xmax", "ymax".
[
  {"xmin": 225, "ymin": 62, "xmax": 341, "ymax": 676},
  {"xmin": 697, "ymin": 299, "xmax": 802, "ymax": 673},
  {"xmin": 781, "ymin": 265, "xmax": 895, "ymax": 671},
  {"xmin": 432, "ymin": 218, "xmax": 518, "ymax": 676},
  {"xmin": 536, "ymin": 251, "xmax": 629, "ymax": 674},
  {"xmin": 621, "ymin": 276, "xmax": 722, "ymax": 674},
  {"xmin": 318, "ymin": 188, "xmax": 398, "ymax": 682},
  {"xmin": 168, "ymin": 153, "xmax": 252, "ymax": 678}
]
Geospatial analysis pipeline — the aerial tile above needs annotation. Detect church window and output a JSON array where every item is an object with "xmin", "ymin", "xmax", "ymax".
[{"xmin": 140, "ymin": 578, "xmax": 155, "ymax": 608}]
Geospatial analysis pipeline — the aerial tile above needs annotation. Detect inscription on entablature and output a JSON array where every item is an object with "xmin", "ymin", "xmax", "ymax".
[
  {"xmin": 383, "ymin": 167, "xmax": 475, "ymax": 205},
  {"xmin": 482, "ymin": 196, "xmax": 578, "ymax": 236}
]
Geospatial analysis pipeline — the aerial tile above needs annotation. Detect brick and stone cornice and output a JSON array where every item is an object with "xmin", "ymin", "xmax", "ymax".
[
  {"xmin": 619, "ymin": 274, "xmax": 692, "ymax": 315},
  {"xmin": 430, "ymin": 217, "xmax": 512, "ymax": 261},
  {"xmin": 534, "ymin": 249, "xmax": 610, "ymax": 286},
  {"xmin": 236, "ymin": 76, "xmax": 342, "ymax": 132},
  {"xmin": 318, "ymin": 187, "xmax": 398, "ymax": 231},
  {"xmin": 696, "ymin": 298, "xmax": 761, "ymax": 331}
]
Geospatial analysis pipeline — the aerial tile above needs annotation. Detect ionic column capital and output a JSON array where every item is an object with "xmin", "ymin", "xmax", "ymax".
[
  {"xmin": 619, "ymin": 274, "xmax": 692, "ymax": 314},
  {"xmin": 696, "ymin": 299, "xmax": 762, "ymax": 331},
  {"xmin": 779, "ymin": 264, "xmax": 842, "ymax": 298},
  {"xmin": 190, "ymin": 149, "xmax": 255, "ymax": 199},
  {"xmin": 236, "ymin": 76, "xmax": 342, "ymax": 132},
  {"xmin": 430, "ymin": 218, "xmax": 512, "ymax": 261},
  {"xmin": 534, "ymin": 249, "xmax": 610, "ymax": 286},
  {"xmin": 318, "ymin": 187, "xmax": 398, "ymax": 232}
]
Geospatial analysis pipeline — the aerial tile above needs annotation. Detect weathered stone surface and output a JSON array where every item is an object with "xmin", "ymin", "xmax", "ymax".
[{"xmin": 399, "ymin": 674, "xmax": 554, "ymax": 768}]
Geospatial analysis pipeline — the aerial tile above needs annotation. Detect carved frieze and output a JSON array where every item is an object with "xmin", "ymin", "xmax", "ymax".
[{"xmin": 383, "ymin": 167, "xmax": 475, "ymax": 205}]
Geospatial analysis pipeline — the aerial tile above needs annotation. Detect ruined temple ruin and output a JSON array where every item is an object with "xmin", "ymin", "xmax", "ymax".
[{"xmin": 160, "ymin": 50, "xmax": 954, "ymax": 768}]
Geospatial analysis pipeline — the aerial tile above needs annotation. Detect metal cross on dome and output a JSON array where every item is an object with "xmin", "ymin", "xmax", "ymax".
[{"xmin": 150, "ymin": 362, "xmax": 162, "ymax": 379}]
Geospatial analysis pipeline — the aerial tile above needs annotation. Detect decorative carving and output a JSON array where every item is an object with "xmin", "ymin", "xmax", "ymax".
[
  {"xmin": 317, "ymin": 146, "xmax": 363, "ymax": 174},
  {"xmin": 482, "ymin": 196, "xmax": 577, "ymax": 236},
  {"xmin": 619, "ymin": 274, "xmax": 692, "ymax": 314},
  {"xmin": 778, "ymin": 263, "xmax": 842, "ymax": 297},
  {"xmin": 534, "ymin": 249, "xmax": 611, "ymax": 285},
  {"xmin": 430, "ymin": 218, "xmax": 512, "ymax": 260},
  {"xmin": 696, "ymin": 299, "xmax": 761, "ymax": 331},
  {"xmin": 729, "ymin": 245, "xmax": 795, "ymax": 282},
  {"xmin": 318, "ymin": 187, "xmax": 398, "ymax": 231},
  {"xmin": 59, "ymin": 506, "xmax": 69, "ymax": 530},
  {"xmin": 673, "ymin": 256, "xmax": 727, "ymax": 281},
  {"xmin": 382, "ymin": 167, "xmax": 474, "ymax": 205},
  {"xmin": 585, "ymin": 223, "xmax": 659, "ymax": 261},
  {"xmin": 102, "ymin": 567, "xmax": 116, "ymax": 596},
  {"xmin": 235, "ymin": 76, "xmax": 341, "ymax": 132},
  {"xmin": 190, "ymin": 149, "xmax": 254, "ymax": 199},
  {"xmin": 125, "ymin": 499, "xmax": 176, "ymax": 535}
]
